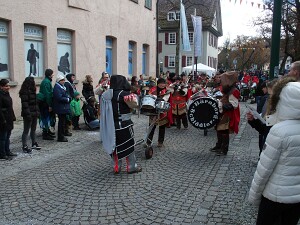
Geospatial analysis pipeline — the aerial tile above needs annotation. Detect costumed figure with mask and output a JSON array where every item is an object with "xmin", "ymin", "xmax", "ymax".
[
  {"xmin": 146, "ymin": 78, "xmax": 172, "ymax": 148},
  {"xmin": 171, "ymin": 75, "xmax": 189, "ymax": 129},
  {"xmin": 210, "ymin": 71, "xmax": 240, "ymax": 156},
  {"xmin": 100, "ymin": 75, "xmax": 141, "ymax": 174}
]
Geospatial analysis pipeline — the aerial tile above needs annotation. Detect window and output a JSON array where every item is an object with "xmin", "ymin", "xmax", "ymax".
[
  {"xmin": 128, "ymin": 41, "xmax": 134, "ymax": 76},
  {"xmin": 145, "ymin": 0, "xmax": 152, "ymax": 9},
  {"xmin": 24, "ymin": 24, "xmax": 44, "ymax": 77},
  {"xmin": 175, "ymin": 12, "xmax": 180, "ymax": 20},
  {"xmin": 0, "ymin": 20, "xmax": 9, "ymax": 79},
  {"xmin": 142, "ymin": 44, "xmax": 148, "ymax": 75},
  {"xmin": 187, "ymin": 56, "xmax": 193, "ymax": 66},
  {"xmin": 168, "ymin": 12, "xmax": 175, "ymax": 21},
  {"xmin": 169, "ymin": 33, "xmax": 176, "ymax": 44},
  {"xmin": 57, "ymin": 29, "xmax": 73, "ymax": 76},
  {"xmin": 212, "ymin": 11, "xmax": 217, "ymax": 28},
  {"xmin": 188, "ymin": 32, "xmax": 194, "ymax": 44},
  {"xmin": 168, "ymin": 56, "xmax": 175, "ymax": 67},
  {"xmin": 106, "ymin": 37, "xmax": 113, "ymax": 75},
  {"xmin": 167, "ymin": 11, "xmax": 180, "ymax": 21}
]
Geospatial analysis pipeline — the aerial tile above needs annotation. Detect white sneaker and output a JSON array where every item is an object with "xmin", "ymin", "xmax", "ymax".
[{"xmin": 32, "ymin": 142, "xmax": 41, "ymax": 150}]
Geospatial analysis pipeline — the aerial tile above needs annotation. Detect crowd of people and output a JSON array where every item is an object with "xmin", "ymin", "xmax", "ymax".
[{"xmin": 0, "ymin": 61, "xmax": 300, "ymax": 224}]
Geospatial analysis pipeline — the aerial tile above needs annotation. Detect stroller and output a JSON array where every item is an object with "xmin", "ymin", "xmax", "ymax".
[{"xmin": 80, "ymin": 97, "xmax": 100, "ymax": 130}]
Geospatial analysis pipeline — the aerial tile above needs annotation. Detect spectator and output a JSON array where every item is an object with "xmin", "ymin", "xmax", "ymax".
[
  {"xmin": 70, "ymin": 91, "xmax": 82, "ymax": 130},
  {"xmin": 0, "ymin": 79, "xmax": 17, "ymax": 160},
  {"xmin": 249, "ymin": 79, "xmax": 300, "ymax": 225},
  {"xmin": 52, "ymin": 75, "xmax": 71, "ymax": 142},
  {"xmin": 288, "ymin": 61, "xmax": 300, "ymax": 81},
  {"xmin": 37, "ymin": 69, "xmax": 56, "ymax": 140},
  {"xmin": 83, "ymin": 96, "xmax": 100, "ymax": 130},
  {"xmin": 82, "ymin": 75, "xmax": 94, "ymax": 101},
  {"xmin": 19, "ymin": 77, "xmax": 41, "ymax": 153}
]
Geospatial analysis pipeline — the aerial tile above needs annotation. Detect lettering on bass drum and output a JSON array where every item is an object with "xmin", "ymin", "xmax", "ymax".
[{"xmin": 187, "ymin": 97, "xmax": 219, "ymax": 129}]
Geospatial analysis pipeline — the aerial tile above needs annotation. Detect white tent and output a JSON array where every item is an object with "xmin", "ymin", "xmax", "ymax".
[{"xmin": 182, "ymin": 63, "xmax": 216, "ymax": 77}]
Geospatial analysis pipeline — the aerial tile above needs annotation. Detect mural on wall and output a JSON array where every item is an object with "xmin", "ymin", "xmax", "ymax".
[
  {"xmin": 24, "ymin": 25, "xmax": 44, "ymax": 77},
  {"xmin": 57, "ymin": 30, "xmax": 72, "ymax": 76},
  {"xmin": 26, "ymin": 43, "xmax": 40, "ymax": 76},
  {"xmin": 0, "ymin": 21, "xmax": 9, "ymax": 78}
]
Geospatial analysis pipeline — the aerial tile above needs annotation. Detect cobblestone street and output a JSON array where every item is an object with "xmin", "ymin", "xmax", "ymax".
[{"xmin": 0, "ymin": 103, "xmax": 265, "ymax": 225}]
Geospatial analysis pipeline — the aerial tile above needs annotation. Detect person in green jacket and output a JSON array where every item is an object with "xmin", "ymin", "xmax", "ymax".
[
  {"xmin": 70, "ymin": 91, "xmax": 82, "ymax": 130},
  {"xmin": 37, "ymin": 69, "xmax": 56, "ymax": 140}
]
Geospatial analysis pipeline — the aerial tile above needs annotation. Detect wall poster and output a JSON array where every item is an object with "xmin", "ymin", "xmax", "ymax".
[
  {"xmin": 24, "ymin": 25, "xmax": 44, "ymax": 77},
  {"xmin": 0, "ymin": 21, "xmax": 9, "ymax": 78},
  {"xmin": 57, "ymin": 30, "xmax": 73, "ymax": 76}
]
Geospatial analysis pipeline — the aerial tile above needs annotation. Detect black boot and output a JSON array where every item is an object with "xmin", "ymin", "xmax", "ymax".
[
  {"xmin": 217, "ymin": 133, "xmax": 229, "ymax": 156},
  {"xmin": 210, "ymin": 132, "xmax": 222, "ymax": 152},
  {"xmin": 43, "ymin": 131, "xmax": 55, "ymax": 140}
]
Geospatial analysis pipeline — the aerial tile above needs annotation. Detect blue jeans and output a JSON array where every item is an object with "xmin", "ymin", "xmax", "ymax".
[{"xmin": 0, "ymin": 129, "xmax": 12, "ymax": 157}]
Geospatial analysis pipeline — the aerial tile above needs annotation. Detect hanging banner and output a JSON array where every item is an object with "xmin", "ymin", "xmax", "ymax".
[
  {"xmin": 191, "ymin": 15, "xmax": 202, "ymax": 57},
  {"xmin": 180, "ymin": 0, "xmax": 191, "ymax": 51}
]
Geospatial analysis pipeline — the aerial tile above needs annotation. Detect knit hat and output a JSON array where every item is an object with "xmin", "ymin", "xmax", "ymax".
[
  {"xmin": 74, "ymin": 91, "xmax": 80, "ymax": 97},
  {"xmin": 56, "ymin": 74, "xmax": 65, "ymax": 82}
]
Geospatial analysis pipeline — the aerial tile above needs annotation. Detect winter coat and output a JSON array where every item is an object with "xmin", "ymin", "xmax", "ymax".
[
  {"xmin": 70, "ymin": 98, "xmax": 82, "ymax": 116},
  {"xmin": 0, "ymin": 89, "xmax": 16, "ymax": 130},
  {"xmin": 82, "ymin": 82, "xmax": 94, "ymax": 100},
  {"xmin": 20, "ymin": 90, "xmax": 40, "ymax": 119},
  {"xmin": 37, "ymin": 76, "xmax": 53, "ymax": 107},
  {"xmin": 249, "ymin": 82, "xmax": 300, "ymax": 206},
  {"xmin": 65, "ymin": 80, "xmax": 76, "ymax": 100},
  {"xmin": 52, "ymin": 83, "xmax": 71, "ymax": 115}
]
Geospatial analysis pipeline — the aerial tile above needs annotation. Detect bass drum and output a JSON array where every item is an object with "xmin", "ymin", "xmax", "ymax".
[{"xmin": 187, "ymin": 97, "xmax": 219, "ymax": 129}]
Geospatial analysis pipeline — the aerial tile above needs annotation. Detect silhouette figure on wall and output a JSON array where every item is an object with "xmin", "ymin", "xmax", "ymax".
[
  {"xmin": 58, "ymin": 52, "xmax": 70, "ymax": 75},
  {"xmin": 27, "ymin": 43, "xmax": 39, "ymax": 76}
]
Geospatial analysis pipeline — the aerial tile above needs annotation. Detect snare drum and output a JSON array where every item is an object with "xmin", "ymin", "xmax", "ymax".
[
  {"xmin": 141, "ymin": 95, "xmax": 157, "ymax": 115},
  {"xmin": 156, "ymin": 100, "xmax": 170, "ymax": 112},
  {"xmin": 141, "ymin": 95, "xmax": 156, "ymax": 109}
]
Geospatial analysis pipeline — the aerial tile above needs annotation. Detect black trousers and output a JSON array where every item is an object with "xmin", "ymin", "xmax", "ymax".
[
  {"xmin": 147, "ymin": 124, "xmax": 166, "ymax": 144},
  {"xmin": 57, "ymin": 114, "xmax": 66, "ymax": 139},
  {"xmin": 72, "ymin": 116, "xmax": 80, "ymax": 128},
  {"xmin": 256, "ymin": 196, "xmax": 300, "ymax": 225}
]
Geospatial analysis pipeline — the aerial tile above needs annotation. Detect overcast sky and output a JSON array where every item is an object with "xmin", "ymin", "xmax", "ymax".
[{"xmin": 219, "ymin": 0, "xmax": 265, "ymax": 46}]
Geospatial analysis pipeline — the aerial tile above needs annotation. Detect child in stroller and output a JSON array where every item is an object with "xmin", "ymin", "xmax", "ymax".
[{"xmin": 81, "ymin": 96, "xmax": 100, "ymax": 130}]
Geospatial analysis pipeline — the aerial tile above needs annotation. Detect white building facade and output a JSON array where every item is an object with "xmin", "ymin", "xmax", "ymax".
[{"xmin": 158, "ymin": 0, "xmax": 222, "ymax": 74}]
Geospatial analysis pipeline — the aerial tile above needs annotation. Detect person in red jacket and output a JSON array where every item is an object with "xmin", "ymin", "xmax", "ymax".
[{"xmin": 210, "ymin": 71, "xmax": 240, "ymax": 156}]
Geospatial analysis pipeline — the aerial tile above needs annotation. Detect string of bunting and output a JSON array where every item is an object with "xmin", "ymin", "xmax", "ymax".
[{"xmin": 224, "ymin": 0, "xmax": 266, "ymax": 9}]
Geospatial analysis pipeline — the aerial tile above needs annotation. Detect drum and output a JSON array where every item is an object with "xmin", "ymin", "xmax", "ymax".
[
  {"xmin": 141, "ymin": 95, "xmax": 157, "ymax": 115},
  {"xmin": 141, "ymin": 95, "xmax": 156, "ymax": 109},
  {"xmin": 156, "ymin": 100, "xmax": 170, "ymax": 112},
  {"xmin": 187, "ymin": 97, "xmax": 219, "ymax": 129}
]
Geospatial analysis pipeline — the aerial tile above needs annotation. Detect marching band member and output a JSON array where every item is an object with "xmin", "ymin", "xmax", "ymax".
[
  {"xmin": 171, "ymin": 75, "xmax": 189, "ymax": 129},
  {"xmin": 100, "ymin": 75, "xmax": 142, "ymax": 174},
  {"xmin": 210, "ymin": 71, "xmax": 240, "ymax": 156},
  {"xmin": 146, "ymin": 78, "xmax": 172, "ymax": 148}
]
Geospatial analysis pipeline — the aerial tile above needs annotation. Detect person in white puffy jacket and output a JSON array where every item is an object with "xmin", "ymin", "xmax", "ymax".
[{"xmin": 248, "ymin": 77, "xmax": 300, "ymax": 225}]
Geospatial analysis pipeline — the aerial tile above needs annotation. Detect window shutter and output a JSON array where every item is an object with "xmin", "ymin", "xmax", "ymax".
[
  {"xmin": 158, "ymin": 41, "xmax": 162, "ymax": 53},
  {"xmin": 165, "ymin": 56, "xmax": 168, "ymax": 67},
  {"xmin": 165, "ymin": 33, "xmax": 169, "ymax": 44},
  {"xmin": 182, "ymin": 56, "xmax": 186, "ymax": 67}
]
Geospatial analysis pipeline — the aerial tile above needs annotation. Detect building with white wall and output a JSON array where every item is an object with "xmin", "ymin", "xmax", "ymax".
[{"xmin": 158, "ymin": 0, "xmax": 222, "ymax": 74}]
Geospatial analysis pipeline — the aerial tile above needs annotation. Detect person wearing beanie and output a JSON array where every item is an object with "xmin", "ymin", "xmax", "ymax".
[
  {"xmin": 37, "ymin": 69, "xmax": 56, "ymax": 140},
  {"xmin": 53, "ymin": 74, "xmax": 71, "ymax": 142},
  {"xmin": 146, "ymin": 78, "xmax": 172, "ymax": 148},
  {"xmin": 70, "ymin": 91, "xmax": 82, "ymax": 130}
]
